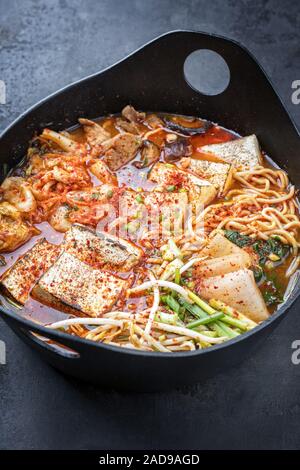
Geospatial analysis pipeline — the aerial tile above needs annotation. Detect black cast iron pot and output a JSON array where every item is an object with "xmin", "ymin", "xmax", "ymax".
[{"xmin": 0, "ymin": 31, "xmax": 299, "ymax": 391}]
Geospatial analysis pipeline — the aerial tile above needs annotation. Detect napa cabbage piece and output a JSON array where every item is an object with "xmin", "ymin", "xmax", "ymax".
[
  {"xmin": 89, "ymin": 160, "xmax": 118, "ymax": 185},
  {"xmin": 194, "ymin": 252, "xmax": 251, "ymax": 278},
  {"xmin": 49, "ymin": 204, "xmax": 72, "ymax": 232},
  {"xmin": 198, "ymin": 268, "xmax": 269, "ymax": 323},
  {"xmin": 40, "ymin": 128, "xmax": 83, "ymax": 153},
  {"xmin": 0, "ymin": 202, "xmax": 39, "ymax": 253},
  {"xmin": 200, "ymin": 232, "xmax": 249, "ymax": 258}
]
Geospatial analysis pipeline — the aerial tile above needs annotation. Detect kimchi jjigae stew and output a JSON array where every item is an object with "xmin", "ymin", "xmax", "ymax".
[{"xmin": 0, "ymin": 106, "xmax": 299, "ymax": 352}]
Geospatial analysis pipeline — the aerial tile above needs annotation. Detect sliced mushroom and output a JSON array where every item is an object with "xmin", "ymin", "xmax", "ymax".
[
  {"xmin": 164, "ymin": 137, "xmax": 192, "ymax": 161},
  {"xmin": 133, "ymin": 140, "xmax": 160, "ymax": 168},
  {"xmin": 163, "ymin": 117, "xmax": 213, "ymax": 136}
]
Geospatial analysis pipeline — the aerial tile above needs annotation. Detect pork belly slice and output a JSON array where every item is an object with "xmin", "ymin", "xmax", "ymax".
[
  {"xmin": 200, "ymin": 135, "xmax": 262, "ymax": 170},
  {"xmin": 79, "ymin": 118, "xmax": 111, "ymax": 147},
  {"xmin": 184, "ymin": 158, "xmax": 233, "ymax": 194},
  {"xmin": 1, "ymin": 238, "xmax": 60, "ymax": 304},
  {"xmin": 198, "ymin": 268, "xmax": 269, "ymax": 323},
  {"xmin": 36, "ymin": 252, "xmax": 130, "ymax": 317},
  {"xmin": 194, "ymin": 252, "xmax": 251, "ymax": 278},
  {"xmin": 114, "ymin": 105, "xmax": 146, "ymax": 135},
  {"xmin": 122, "ymin": 105, "xmax": 146, "ymax": 123},
  {"xmin": 62, "ymin": 224, "xmax": 143, "ymax": 271},
  {"xmin": 148, "ymin": 162, "xmax": 217, "ymax": 206},
  {"xmin": 102, "ymin": 133, "xmax": 142, "ymax": 171}
]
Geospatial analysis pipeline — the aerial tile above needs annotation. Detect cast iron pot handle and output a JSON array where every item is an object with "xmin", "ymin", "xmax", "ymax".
[
  {"xmin": 112, "ymin": 30, "xmax": 299, "ymax": 160},
  {"xmin": 5, "ymin": 311, "xmax": 89, "ymax": 359}
]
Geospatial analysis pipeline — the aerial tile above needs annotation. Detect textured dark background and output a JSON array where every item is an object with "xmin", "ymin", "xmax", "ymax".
[{"xmin": 1, "ymin": 0, "xmax": 300, "ymax": 450}]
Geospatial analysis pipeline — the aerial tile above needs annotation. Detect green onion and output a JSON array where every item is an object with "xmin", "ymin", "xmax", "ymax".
[
  {"xmin": 215, "ymin": 321, "xmax": 239, "ymax": 338},
  {"xmin": 125, "ymin": 221, "xmax": 140, "ymax": 233},
  {"xmin": 155, "ymin": 311, "xmax": 178, "ymax": 325},
  {"xmin": 178, "ymin": 306, "xmax": 186, "ymax": 322},
  {"xmin": 178, "ymin": 298, "xmax": 208, "ymax": 319},
  {"xmin": 174, "ymin": 268, "xmax": 181, "ymax": 285},
  {"xmin": 187, "ymin": 312, "xmax": 224, "ymax": 329},
  {"xmin": 183, "ymin": 270, "xmax": 193, "ymax": 278},
  {"xmin": 210, "ymin": 322, "xmax": 229, "ymax": 338},
  {"xmin": 106, "ymin": 189, "xmax": 113, "ymax": 199},
  {"xmin": 199, "ymin": 330, "xmax": 218, "ymax": 338},
  {"xmin": 221, "ymin": 315, "xmax": 248, "ymax": 331},
  {"xmin": 161, "ymin": 295, "xmax": 180, "ymax": 314},
  {"xmin": 135, "ymin": 194, "xmax": 144, "ymax": 204},
  {"xmin": 167, "ymin": 185, "xmax": 176, "ymax": 192},
  {"xmin": 209, "ymin": 299, "xmax": 257, "ymax": 328},
  {"xmin": 160, "ymin": 258, "xmax": 184, "ymax": 281},
  {"xmin": 187, "ymin": 290, "xmax": 216, "ymax": 315},
  {"xmin": 181, "ymin": 291, "xmax": 242, "ymax": 338}
]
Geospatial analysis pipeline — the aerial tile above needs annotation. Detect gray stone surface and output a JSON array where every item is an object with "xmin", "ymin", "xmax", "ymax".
[{"xmin": 0, "ymin": 0, "xmax": 300, "ymax": 450}]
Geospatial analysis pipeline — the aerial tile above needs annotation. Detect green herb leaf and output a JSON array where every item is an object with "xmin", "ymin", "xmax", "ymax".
[
  {"xmin": 224, "ymin": 230, "xmax": 252, "ymax": 248},
  {"xmin": 253, "ymin": 238, "xmax": 289, "ymax": 266},
  {"xmin": 252, "ymin": 266, "xmax": 264, "ymax": 283}
]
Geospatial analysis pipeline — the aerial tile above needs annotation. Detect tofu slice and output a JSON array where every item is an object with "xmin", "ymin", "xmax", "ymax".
[
  {"xmin": 120, "ymin": 189, "xmax": 188, "ymax": 228},
  {"xmin": 148, "ymin": 162, "xmax": 217, "ymax": 206},
  {"xmin": 199, "ymin": 269, "xmax": 269, "ymax": 323},
  {"xmin": 194, "ymin": 252, "xmax": 251, "ymax": 278},
  {"xmin": 200, "ymin": 135, "xmax": 262, "ymax": 169},
  {"xmin": 62, "ymin": 224, "xmax": 143, "ymax": 271},
  {"xmin": 185, "ymin": 158, "xmax": 233, "ymax": 194},
  {"xmin": 102, "ymin": 133, "xmax": 142, "ymax": 171},
  {"xmin": 118, "ymin": 189, "xmax": 189, "ymax": 243},
  {"xmin": 1, "ymin": 238, "xmax": 60, "ymax": 304},
  {"xmin": 31, "ymin": 285, "xmax": 81, "ymax": 317},
  {"xmin": 36, "ymin": 252, "xmax": 130, "ymax": 317}
]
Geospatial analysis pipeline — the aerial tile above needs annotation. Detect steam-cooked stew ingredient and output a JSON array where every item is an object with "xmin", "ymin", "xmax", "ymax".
[{"xmin": 0, "ymin": 106, "xmax": 299, "ymax": 352}]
